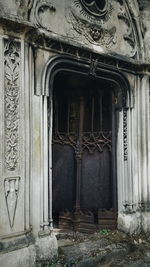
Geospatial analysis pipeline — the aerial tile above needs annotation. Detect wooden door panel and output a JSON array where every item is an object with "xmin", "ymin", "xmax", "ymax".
[
  {"xmin": 52, "ymin": 144, "xmax": 75, "ymax": 213},
  {"xmin": 81, "ymin": 147, "xmax": 112, "ymax": 212}
]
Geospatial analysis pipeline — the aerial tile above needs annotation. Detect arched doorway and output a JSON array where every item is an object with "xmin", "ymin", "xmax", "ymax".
[
  {"xmin": 52, "ymin": 71, "xmax": 117, "ymax": 232},
  {"xmin": 44, "ymin": 55, "xmax": 130, "ymax": 233}
]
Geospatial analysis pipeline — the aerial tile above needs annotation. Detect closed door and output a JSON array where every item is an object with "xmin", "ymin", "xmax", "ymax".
[{"xmin": 52, "ymin": 73, "xmax": 116, "ymax": 230}]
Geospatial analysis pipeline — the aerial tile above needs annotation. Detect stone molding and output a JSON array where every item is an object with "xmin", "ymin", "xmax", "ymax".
[{"xmin": 27, "ymin": 29, "xmax": 150, "ymax": 76}]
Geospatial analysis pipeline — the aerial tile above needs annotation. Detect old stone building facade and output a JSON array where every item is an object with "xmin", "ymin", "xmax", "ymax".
[{"xmin": 0, "ymin": 0, "xmax": 150, "ymax": 266}]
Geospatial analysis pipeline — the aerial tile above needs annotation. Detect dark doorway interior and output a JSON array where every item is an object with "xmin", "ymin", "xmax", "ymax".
[{"xmin": 52, "ymin": 71, "xmax": 117, "ymax": 232}]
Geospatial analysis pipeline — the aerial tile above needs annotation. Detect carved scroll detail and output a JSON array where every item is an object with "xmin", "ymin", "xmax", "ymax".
[
  {"xmin": 4, "ymin": 40, "xmax": 21, "ymax": 171},
  {"xmin": 35, "ymin": 0, "xmax": 56, "ymax": 30},
  {"xmin": 70, "ymin": 12, "xmax": 116, "ymax": 47},
  {"xmin": 4, "ymin": 177, "xmax": 20, "ymax": 229},
  {"xmin": 118, "ymin": 3, "xmax": 137, "ymax": 58}
]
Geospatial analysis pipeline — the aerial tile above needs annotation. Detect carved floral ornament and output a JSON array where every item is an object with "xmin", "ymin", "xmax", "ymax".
[{"xmin": 4, "ymin": 40, "xmax": 20, "ymax": 171}]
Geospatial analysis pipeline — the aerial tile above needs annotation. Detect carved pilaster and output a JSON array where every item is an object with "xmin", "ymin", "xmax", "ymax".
[
  {"xmin": 4, "ymin": 40, "xmax": 21, "ymax": 171},
  {"xmin": 0, "ymin": 38, "xmax": 26, "ymax": 235}
]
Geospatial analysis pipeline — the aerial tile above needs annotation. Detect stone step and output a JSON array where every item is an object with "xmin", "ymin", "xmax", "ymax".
[
  {"xmin": 38, "ymin": 231, "xmax": 150, "ymax": 267},
  {"xmin": 58, "ymin": 239, "xmax": 133, "ymax": 266}
]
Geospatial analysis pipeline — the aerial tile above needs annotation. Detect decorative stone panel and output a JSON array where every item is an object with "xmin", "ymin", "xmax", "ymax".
[
  {"xmin": 0, "ymin": 37, "xmax": 29, "ymax": 236},
  {"xmin": 4, "ymin": 40, "xmax": 20, "ymax": 171},
  {"xmin": 28, "ymin": 0, "xmax": 144, "ymax": 60}
]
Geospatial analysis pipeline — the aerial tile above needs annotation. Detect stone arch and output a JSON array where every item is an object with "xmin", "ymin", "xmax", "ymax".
[{"xmin": 42, "ymin": 55, "xmax": 131, "ymax": 109}]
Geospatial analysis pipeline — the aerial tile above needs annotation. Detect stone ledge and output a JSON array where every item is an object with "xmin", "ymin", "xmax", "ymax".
[
  {"xmin": 0, "ymin": 232, "xmax": 58, "ymax": 267},
  {"xmin": 0, "ymin": 244, "xmax": 36, "ymax": 267},
  {"xmin": 0, "ymin": 232, "xmax": 35, "ymax": 254}
]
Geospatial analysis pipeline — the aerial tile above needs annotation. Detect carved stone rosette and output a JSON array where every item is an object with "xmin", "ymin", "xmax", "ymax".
[{"xmin": 4, "ymin": 40, "xmax": 21, "ymax": 171}]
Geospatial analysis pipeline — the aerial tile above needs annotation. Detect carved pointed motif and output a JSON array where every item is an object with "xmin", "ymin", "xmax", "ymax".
[{"xmin": 4, "ymin": 177, "xmax": 20, "ymax": 229}]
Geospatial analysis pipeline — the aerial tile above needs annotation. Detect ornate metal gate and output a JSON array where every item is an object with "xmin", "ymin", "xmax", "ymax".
[{"xmin": 52, "ymin": 72, "xmax": 116, "ymax": 232}]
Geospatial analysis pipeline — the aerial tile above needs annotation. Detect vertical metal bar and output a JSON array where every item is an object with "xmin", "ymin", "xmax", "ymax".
[
  {"xmin": 43, "ymin": 96, "xmax": 49, "ymax": 230},
  {"xmin": 100, "ymin": 91, "xmax": 103, "ymax": 131},
  {"xmin": 49, "ymin": 83, "xmax": 53, "ymax": 230},
  {"xmin": 111, "ymin": 91, "xmax": 117, "ymax": 221},
  {"xmin": 91, "ymin": 96, "xmax": 94, "ymax": 132},
  {"xmin": 54, "ymin": 96, "xmax": 58, "ymax": 133},
  {"xmin": 40, "ymin": 96, "xmax": 44, "ymax": 230},
  {"xmin": 67, "ymin": 97, "xmax": 70, "ymax": 133},
  {"xmin": 75, "ymin": 96, "xmax": 84, "ymax": 212}
]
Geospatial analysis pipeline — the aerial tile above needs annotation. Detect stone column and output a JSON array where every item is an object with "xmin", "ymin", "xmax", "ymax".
[
  {"xmin": 117, "ymin": 76, "xmax": 141, "ymax": 234},
  {"xmin": 32, "ymin": 48, "xmax": 58, "ymax": 261},
  {"xmin": 140, "ymin": 75, "xmax": 150, "ymax": 232},
  {"xmin": 118, "ymin": 74, "xmax": 150, "ymax": 234}
]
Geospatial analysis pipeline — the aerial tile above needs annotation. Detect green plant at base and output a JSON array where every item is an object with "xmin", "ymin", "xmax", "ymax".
[{"xmin": 99, "ymin": 229, "xmax": 110, "ymax": 235}]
